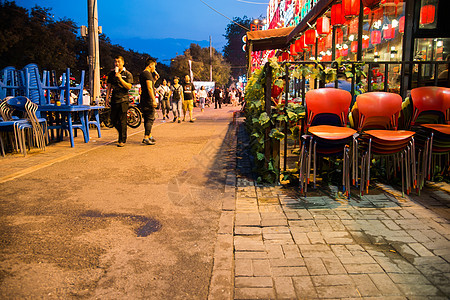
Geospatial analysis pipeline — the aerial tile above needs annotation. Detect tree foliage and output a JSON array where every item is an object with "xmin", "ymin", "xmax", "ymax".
[
  {"xmin": 170, "ymin": 43, "xmax": 231, "ymax": 86},
  {"xmin": 223, "ymin": 16, "xmax": 251, "ymax": 81}
]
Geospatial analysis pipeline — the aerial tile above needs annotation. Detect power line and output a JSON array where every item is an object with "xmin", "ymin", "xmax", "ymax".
[
  {"xmin": 236, "ymin": 0, "xmax": 269, "ymax": 4},
  {"xmin": 199, "ymin": 0, "xmax": 250, "ymax": 31}
]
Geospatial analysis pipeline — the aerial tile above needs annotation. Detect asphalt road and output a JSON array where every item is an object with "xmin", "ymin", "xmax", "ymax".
[{"xmin": 0, "ymin": 106, "xmax": 237, "ymax": 299}]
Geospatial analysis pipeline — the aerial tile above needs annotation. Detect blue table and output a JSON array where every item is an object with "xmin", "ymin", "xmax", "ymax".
[{"xmin": 38, "ymin": 105, "xmax": 91, "ymax": 147}]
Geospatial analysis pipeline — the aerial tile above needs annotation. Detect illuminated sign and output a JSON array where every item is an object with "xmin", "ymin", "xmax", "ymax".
[{"xmin": 267, "ymin": 0, "xmax": 319, "ymax": 29}]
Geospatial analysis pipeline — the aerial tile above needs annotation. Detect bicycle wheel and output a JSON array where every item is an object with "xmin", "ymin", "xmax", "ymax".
[{"xmin": 127, "ymin": 106, "xmax": 142, "ymax": 128}]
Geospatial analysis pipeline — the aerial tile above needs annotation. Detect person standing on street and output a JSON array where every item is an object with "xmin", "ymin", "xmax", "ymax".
[
  {"xmin": 171, "ymin": 76, "xmax": 183, "ymax": 123},
  {"xmin": 139, "ymin": 57, "xmax": 158, "ymax": 145},
  {"xmin": 182, "ymin": 75, "xmax": 196, "ymax": 122},
  {"xmin": 106, "ymin": 55, "xmax": 133, "ymax": 147},
  {"xmin": 156, "ymin": 79, "xmax": 171, "ymax": 120},
  {"xmin": 213, "ymin": 86, "xmax": 222, "ymax": 109},
  {"xmin": 198, "ymin": 86, "xmax": 207, "ymax": 112}
]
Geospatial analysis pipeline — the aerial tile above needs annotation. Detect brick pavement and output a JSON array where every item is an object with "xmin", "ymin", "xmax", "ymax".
[{"xmin": 209, "ymin": 118, "xmax": 450, "ymax": 300}]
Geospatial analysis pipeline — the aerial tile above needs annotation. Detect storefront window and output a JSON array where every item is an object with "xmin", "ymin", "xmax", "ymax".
[{"xmin": 414, "ymin": 38, "xmax": 450, "ymax": 82}]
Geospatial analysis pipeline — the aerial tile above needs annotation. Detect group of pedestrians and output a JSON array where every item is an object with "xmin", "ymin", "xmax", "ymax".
[{"xmin": 105, "ymin": 56, "xmax": 202, "ymax": 147}]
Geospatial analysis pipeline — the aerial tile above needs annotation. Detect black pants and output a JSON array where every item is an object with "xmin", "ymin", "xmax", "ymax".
[
  {"xmin": 161, "ymin": 99, "xmax": 170, "ymax": 117},
  {"xmin": 111, "ymin": 102, "xmax": 128, "ymax": 143},
  {"xmin": 142, "ymin": 106, "xmax": 156, "ymax": 136},
  {"xmin": 215, "ymin": 98, "xmax": 222, "ymax": 109}
]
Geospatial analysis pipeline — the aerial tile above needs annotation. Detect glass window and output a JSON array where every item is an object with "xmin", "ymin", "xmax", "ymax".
[{"xmin": 419, "ymin": 0, "xmax": 438, "ymax": 29}]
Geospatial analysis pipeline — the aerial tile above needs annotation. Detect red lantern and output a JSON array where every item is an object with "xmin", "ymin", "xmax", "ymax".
[
  {"xmin": 348, "ymin": 19, "xmax": 359, "ymax": 35},
  {"xmin": 351, "ymin": 41, "xmax": 358, "ymax": 53},
  {"xmin": 278, "ymin": 56, "xmax": 283, "ymax": 62},
  {"xmin": 282, "ymin": 52, "xmax": 289, "ymax": 61},
  {"xmin": 363, "ymin": 7, "xmax": 371, "ymax": 15},
  {"xmin": 362, "ymin": 37, "xmax": 370, "ymax": 49},
  {"xmin": 294, "ymin": 39, "xmax": 304, "ymax": 52},
  {"xmin": 383, "ymin": 24, "xmax": 395, "ymax": 39},
  {"xmin": 420, "ymin": 5, "xmax": 435, "ymax": 25},
  {"xmin": 342, "ymin": 0, "xmax": 360, "ymax": 19},
  {"xmin": 371, "ymin": 30, "xmax": 381, "ymax": 45},
  {"xmin": 316, "ymin": 17, "xmax": 330, "ymax": 36},
  {"xmin": 290, "ymin": 44, "xmax": 297, "ymax": 56},
  {"xmin": 300, "ymin": 35, "xmax": 309, "ymax": 50},
  {"xmin": 305, "ymin": 29, "xmax": 316, "ymax": 45},
  {"xmin": 326, "ymin": 33, "xmax": 333, "ymax": 48},
  {"xmin": 341, "ymin": 48, "xmax": 349, "ymax": 56},
  {"xmin": 331, "ymin": 4, "xmax": 345, "ymax": 26},
  {"xmin": 399, "ymin": 16, "xmax": 405, "ymax": 33},
  {"xmin": 362, "ymin": 0, "xmax": 381, "ymax": 9}
]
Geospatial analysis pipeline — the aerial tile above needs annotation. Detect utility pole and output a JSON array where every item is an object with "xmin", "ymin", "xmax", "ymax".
[
  {"xmin": 209, "ymin": 36, "xmax": 213, "ymax": 82},
  {"xmin": 88, "ymin": 0, "xmax": 100, "ymax": 103}
]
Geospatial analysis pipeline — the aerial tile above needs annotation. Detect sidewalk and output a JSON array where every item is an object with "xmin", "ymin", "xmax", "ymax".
[{"xmin": 210, "ymin": 117, "xmax": 450, "ymax": 299}]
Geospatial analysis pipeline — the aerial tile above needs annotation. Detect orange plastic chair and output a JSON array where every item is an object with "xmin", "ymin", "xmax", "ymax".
[
  {"xmin": 299, "ymin": 88, "xmax": 356, "ymax": 196},
  {"xmin": 356, "ymin": 92, "xmax": 416, "ymax": 196},
  {"xmin": 410, "ymin": 87, "xmax": 450, "ymax": 186}
]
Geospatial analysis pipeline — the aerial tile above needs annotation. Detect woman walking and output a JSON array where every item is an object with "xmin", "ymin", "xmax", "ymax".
[{"xmin": 198, "ymin": 86, "xmax": 207, "ymax": 112}]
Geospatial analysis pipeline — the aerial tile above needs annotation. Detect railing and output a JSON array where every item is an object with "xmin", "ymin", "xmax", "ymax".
[{"xmin": 260, "ymin": 60, "xmax": 450, "ymax": 178}]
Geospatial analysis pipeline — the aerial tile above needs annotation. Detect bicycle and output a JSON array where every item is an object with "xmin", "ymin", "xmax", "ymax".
[{"xmin": 98, "ymin": 97, "xmax": 142, "ymax": 129}]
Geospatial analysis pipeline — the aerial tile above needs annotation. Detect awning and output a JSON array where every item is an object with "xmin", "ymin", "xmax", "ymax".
[{"xmin": 247, "ymin": 26, "xmax": 295, "ymax": 51}]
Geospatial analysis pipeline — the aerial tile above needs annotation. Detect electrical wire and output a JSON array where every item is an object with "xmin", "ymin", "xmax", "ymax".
[
  {"xmin": 236, "ymin": 0, "xmax": 268, "ymax": 4},
  {"xmin": 199, "ymin": 0, "xmax": 250, "ymax": 31}
]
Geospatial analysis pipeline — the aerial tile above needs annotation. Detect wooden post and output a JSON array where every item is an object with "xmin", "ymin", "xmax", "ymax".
[{"xmin": 264, "ymin": 62, "xmax": 272, "ymax": 170}]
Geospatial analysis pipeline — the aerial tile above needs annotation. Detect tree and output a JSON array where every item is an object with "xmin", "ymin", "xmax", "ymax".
[
  {"xmin": 223, "ymin": 16, "xmax": 251, "ymax": 81},
  {"xmin": 170, "ymin": 44, "xmax": 230, "ymax": 87}
]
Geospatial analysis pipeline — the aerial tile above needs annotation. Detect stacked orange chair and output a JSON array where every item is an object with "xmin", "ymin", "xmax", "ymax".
[
  {"xmin": 410, "ymin": 87, "xmax": 450, "ymax": 188},
  {"xmin": 355, "ymin": 92, "xmax": 416, "ymax": 197},
  {"xmin": 299, "ymin": 88, "xmax": 356, "ymax": 196}
]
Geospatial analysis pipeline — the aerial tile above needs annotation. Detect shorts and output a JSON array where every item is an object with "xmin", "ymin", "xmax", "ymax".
[{"xmin": 183, "ymin": 100, "xmax": 194, "ymax": 112}]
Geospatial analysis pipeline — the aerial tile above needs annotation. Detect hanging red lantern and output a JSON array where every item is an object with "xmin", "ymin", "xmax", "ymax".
[
  {"xmin": 326, "ymin": 33, "xmax": 333, "ymax": 48},
  {"xmin": 383, "ymin": 24, "xmax": 395, "ymax": 39},
  {"xmin": 294, "ymin": 39, "xmax": 304, "ymax": 53},
  {"xmin": 363, "ymin": 7, "xmax": 371, "ymax": 15},
  {"xmin": 351, "ymin": 41, "xmax": 358, "ymax": 53},
  {"xmin": 362, "ymin": 0, "xmax": 381, "ymax": 9},
  {"xmin": 282, "ymin": 52, "xmax": 289, "ymax": 61},
  {"xmin": 305, "ymin": 29, "xmax": 316, "ymax": 45},
  {"xmin": 290, "ymin": 44, "xmax": 297, "ymax": 56},
  {"xmin": 316, "ymin": 17, "xmax": 330, "ymax": 36},
  {"xmin": 362, "ymin": 37, "xmax": 370, "ymax": 49},
  {"xmin": 300, "ymin": 35, "xmax": 309, "ymax": 49},
  {"xmin": 349, "ymin": 19, "xmax": 359, "ymax": 35},
  {"xmin": 342, "ymin": 0, "xmax": 360, "ymax": 19},
  {"xmin": 420, "ymin": 5, "xmax": 436, "ymax": 25},
  {"xmin": 371, "ymin": 30, "xmax": 381, "ymax": 45},
  {"xmin": 331, "ymin": 4, "xmax": 345, "ymax": 26},
  {"xmin": 399, "ymin": 16, "xmax": 405, "ymax": 33}
]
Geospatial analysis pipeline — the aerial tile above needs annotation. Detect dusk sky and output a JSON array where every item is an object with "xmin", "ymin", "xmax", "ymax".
[{"xmin": 16, "ymin": 0, "xmax": 267, "ymax": 61}]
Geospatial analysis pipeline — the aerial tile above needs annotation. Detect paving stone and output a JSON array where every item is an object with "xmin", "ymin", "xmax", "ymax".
[
  {"xmin": 391, "ymin": 258, "xmax": 421, "ymax": 274},
  {"xmin": 270, "ymin": 258, "xmax": 305, "ymax": 267},
  {"xmin": 282, "ymin": 245, "xmax": 301, "ymax": 259},
  {"xmin": 292, "ymin": 276, "xmax": 318, "ymax": 299},
  {"xmin": 369, "ymin": 273, "xmax": 403, "ymax": 296},
  {"xmin": 234, "ymin": 236, "xmax": 265, "ymax": 252},
  {"xmin": 249, "ymin": 259, "xmax": 271, "ymax": 277},
  {"xmin": 322, "ymin": 257, "xmax": 347, "ymax": 274},
  {"xmin": 388, "ymin": 273, "xmax": 432, "ymax": 285},
  {"xmin": 306, "ymin": 231, "xmax": 325, "ymax": 244},
  {"xmin": 218, "ymin": 211, "xmax": 234, "ymax": 234},
  {"xmin": 262, "ymin": 226, "xmax": 290, "ymax": 234},
  {"xmin": 291, "ymin": 232, "xmax": 310, "ymax": 245},
  {"xmin": 322, "ymin": 231, "xmax": 354, "ymax": 244},
  {"xmin": 235, "ymin": 251, "xmax": 267, "ymax": 260},
  {"xmin": 382, "ymin": 220, "xmax": 403, "ymax": 231},
  {"xmin": 315, "ymin": 284, "xmax": 361, "ymax": 298},
  {"xmin": 273, "ymin": 277, "xmax": 297, "ymax": 299},
  {"xmin": 235, "ymin": 213, "xmax": 261, "ymax": 226},
  {"xmin": 408, "ymin": 230, "xmax": 433, "ymax": 243},
  {"xmin": 265, "ymin": 244, "xmax": 284, "ymax": 259},
  {"xmin": 397, "ymin": 284, "xmax": 442, "ymax": 297},
  {"xmin": 339, "ymin": 255, "xmax": 377, "ymax": 264},
  {"xmin": 408, "ymin": 242, "xmax": 435, "ymax": 257},
  {"xmin": 208, "ymin": 269, "xmax": 232, "ymax": 300},
  {"xmin": 373, "ymin": 257, "xmax": 404, "ymax": 273},
  {"xmin": 263, "ymin": 233, "xmax": 293, "ymax": 241},
  {"xmin": 271, "ymin": 266, "xmax": 309, "ymax": 277},
  {"xmin": 235, "ymin": 259, "xmax": 253, "ymax": 276},
  {"xmin": 235, "ymin": 226, "xmax": 262, "ymax": 235},
  {"xmin": 344, "ymin": 263, "xmax": 385, "ymax": 274},
  {"xmin": 303, "ymin": 257, "xmax": 327, "ymax": 275},
  {"xmin": 327, "ymin": 220, "xmax": 347, "ymax": 231},
  {"xmin": 331, "ymin": 245, "xmax": 353, "ymax": 257},
  {"xmin": 234, "ymin": 287, "xmax": 275, "ymax": 299},
  {"xmin": 349, "ymin": 230, "xmax": 372, "ymax": 244},
  {"xmin": 350, "ymin": 274, "xmax": 383, "ymax": 297},
  {"xmin": 345, "ymin": 244, "xmax": 370, "ymax": 256},
  {"xmin": 222, "ymin": 194, "xmax": 235, "ymax": 211},
  {"xmin": 235, "ymin": 277, "xmax": 273, "ymax": 288},
  {"xmin": 261, "ymin": 218, "xmax": 288, "ymax": 227},
  {"xmin": 311, "ymin": 274, "xmax": 353, "ymax": 286}
]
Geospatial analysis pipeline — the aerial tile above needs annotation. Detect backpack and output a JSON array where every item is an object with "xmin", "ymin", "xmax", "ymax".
[{"xmin": 172, "ymin": 85, "xmax": 182, "ymax": 100}]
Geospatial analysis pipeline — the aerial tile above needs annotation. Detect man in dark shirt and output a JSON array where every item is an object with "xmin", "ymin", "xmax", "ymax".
[
  {"xmin": 139, "ymin": 57, "xmax": 158, "ymax": 145},
  {"xmin": 213, "ymin": 86, "xmax": 222, "ymax": 109},
  {"xmin": 182, "ymin": 75, "xmax": 196, "ymax": 122},
  {"xmin": 106, "ymin": 55, "xmax": 133, "ymax": 147}
]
